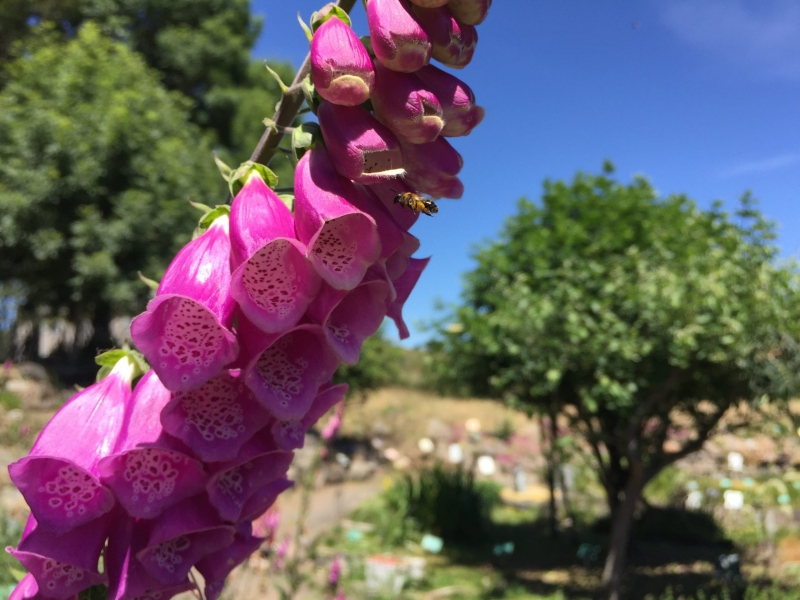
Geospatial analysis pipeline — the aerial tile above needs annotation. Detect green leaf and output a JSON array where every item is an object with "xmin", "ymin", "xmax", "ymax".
[
  {"xmin": 297, "ymin": 12, "xmax": 314, "ymax": 43},
  {"xmin": 264, "ymin": 63, "xmax": 289, "ymax": 93},
  {"xmin": 277, "ymin": 193, "xmax": 295, "ymax": 212},
  {"xmin": 300, "ymin": 74, "xmax": 320, "ymax": 114},
  {"xmin": 292, "ymin": 122, "xmax": 322, "ymax": 161},
  {"xmin": 194, "ymin": 205, "xmax": 231, "ymax": 238},
  {"xmin": 227, "ymin": 161, "xmax": 279, "ymax": 196},
  {"xmin": 95, "ymin": 348, "xmax": 150, "ymax": 382},
  {"xmin": 213, "ymin": 153, "xmax": 233, "ymax": 181},
  {"xmin": 311, "ymin": 6, "xmax": 352, "ymax": 31},
  {"xmin": 137, "ymin": 271, "xmax": 159, "ymax": 291}
]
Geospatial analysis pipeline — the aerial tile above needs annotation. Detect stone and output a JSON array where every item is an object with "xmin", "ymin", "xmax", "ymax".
[{"xmin": 348, "ymin": 458, "xmax": 378, "ymax": 481}]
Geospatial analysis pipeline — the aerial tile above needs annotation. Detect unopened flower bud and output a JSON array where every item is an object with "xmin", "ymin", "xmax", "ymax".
[
  {"xmin": 413, "ymin": 5, "xmax": 477, "ymax": 69},
  {"xmin": 318, "ymin": 101, "xmax": 404, "ymax": 184},
  {"xmin": 400, "ymin": 138, "xmax": 464, "ymax": 199},
  {"xmin": 367, "ymin": 0, "xmax": 432, "ymax": 73},
  {"xmin": 409, "ymin": 0, "xmax": 449, "ymax": 6},
  {"xmin": 312, "ymin": 16, "xmax": 375, "ymax": 106},
  {"xmin": 416, "ymin": 65, "xmax": 484, "ymax": 136},
  {"xmin": 371, "ymin": 61, "xmax": 444, "ymax": 144},
  {"xmin": 447, "ymin": 0, "xmax": 492, "ymax": 25}
]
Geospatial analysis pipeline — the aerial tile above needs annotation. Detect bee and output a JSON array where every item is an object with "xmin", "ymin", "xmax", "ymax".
[{"xmin": 391, "ymin": 190, "xmax": 438, "ymax": 217}]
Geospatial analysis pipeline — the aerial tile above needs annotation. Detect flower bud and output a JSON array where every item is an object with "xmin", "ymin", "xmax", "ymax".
[
  {"xmin": 413, "ymin": 5, "xmax": 477, "ymax": 69},
  {"xmin": 415, "ymin": 65, "xmax": 484, "ymax": 136},
  {"xmin": 8, "ymin": 357, "xmax": 134, "ymax": 532},
  {"xmin": 130, "ymin": 215, "xmax": 239, "ymax": 392},
  {"xmin": 367, "ymin": 0, "xmax": 432, "ymax": 72},
  {"xmin": 230, "ymin": 173, "xmax": 320, "ymax": 333},
  {"xmin": 371, "ymin": 61, "xmax": 444, "ymax": 144},
  {"xmin": 447, "ymin": 0, "xmax": 492, "ymax": 25},
  {"xmin": 294, "ymin": 147, "xmax": 381, "ymax": 290},
  {"xmin": 318, "ymin": 101, "xmax": 404, "ymax": 184},
  {"xmin": 312, "ymin": 16, "xmax": 375, "ymax": 106},
  {"xmin": 400, "ymin": 138, "xmax": 464, "ymax": 199}
]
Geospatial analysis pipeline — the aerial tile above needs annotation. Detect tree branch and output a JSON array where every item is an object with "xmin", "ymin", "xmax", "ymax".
[{"xmin": 248, "ymin": 0, "xmax": 358, "ymax": 167}]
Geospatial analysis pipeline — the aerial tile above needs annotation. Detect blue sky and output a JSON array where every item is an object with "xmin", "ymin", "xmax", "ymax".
[{"xmin": 252, "ymin": 0, "xmax": 800, "ymax": 347}]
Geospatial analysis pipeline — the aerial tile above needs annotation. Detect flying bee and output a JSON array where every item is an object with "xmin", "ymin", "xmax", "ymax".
[{"xmin": 391, "ymin": 190, "xmax": 438, "ymax": 217}]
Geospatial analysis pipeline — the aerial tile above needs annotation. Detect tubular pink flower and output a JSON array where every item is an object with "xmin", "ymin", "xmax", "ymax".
[
  {"xmin": 307, "ymin": 280, "xmax": 391, "ymax": 364},
  {"xmin": 413, "ymin": 5, "xmax": 477, "ymax": 69},
  {"xmin": 239, "ymin": 320, "xmax": 340, "ymax": 420},
  {"xmin": 251, "ymin": 507, "xmax": 280, "ymax": 544},
  {"xmin": 321, "ymin": 401, "xmax": 345, "ymax": 442},
  {"xmin": 363, "ymin": 181, "xmax": 421, "ymax": 231},
  {"xmin": 8, "ymin": 514, "xmax": 108, "ymax": 599},
  {"xmin": 230, "ymin": 173, "xmax": 320, "ymax": 334},
  {"xmin": 97, "ymin": 371, "xmax": 207, "ymax": 519},
  {"xmin": 387, "ymin": 257, "xmax": 430, "ymax": 339},
  {"xmin": 409, "ymin": 0, "xmax": 449, "ymax": 6},
  {"xmin": 348, "ymin": 185, "xmax": 407, "ymax": 261},
  {"xmin": 328, "ymin": 554, "xmax": 342, "ymax": 586},
  {"xmin": 206, "ymin": 436, "xmax": 293, "ymax": 522},
  {"xmin": 367, "ymin": 0, "xmax": 432, "ymax": 72},
  {"xmin": 317, "ymin": 101, "xmax": 405, "ymax": 184},
  {"xmin": 9, "ymin": 573, "xmax": 77, "ymax": 600},
  {"xmin": 196, "ymin": 522, "xmax": 264, "ymax": 600},
  {"xmin": 160, "ymin": 369, "xmax": 272, "ymax": 463},
  {"xmin": 446, "ymin": 0, "xmax": 492, "ymax": 25},
  {"xmin": 8, "ymin": 358, "xmax": 134, "ymax": 533},
  {"xmin": 271, "ymin": 383, "xmax": 348, "ymax": 451},
  {"xmin": 106, "ymin": 516, "xmax": 195, "ymax": 600},
  {"xmin": 240, "ymin": 477, "xmax": 294, "ymax": 523},
  {"xmin": 312, "ymin": 16, "xmax": 375, "ymax": 106},
  {"xmin": 294, "ymin": 147, "xmax": 381, "ymax": 290},
  {"xmin": 400, "ymin": 138, "xmax": 464, "ymax": 199},
  {"xmin": 385, "ymin": 231, "xmax": 422, "ymax": 281},
  {"xmin": 136, "ymin": 496, "xmax": 235, "ymax": 586},
  {"xmin": 416, "ymin": 65, "xmax": 485, "ymax": 137},
  {"xmin": 371, "ymin": 61, "xmax": 444, "ymax": 144},
  {"xmin": 131, "ymin": 215, "xmax": 239, "ymax": 392}
]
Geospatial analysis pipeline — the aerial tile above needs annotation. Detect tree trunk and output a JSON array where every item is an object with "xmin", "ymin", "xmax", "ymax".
[
  {"xmin": 602, "ymin": 475, "xmax": 644, "ymax": 600},
  {"xmin": 545, "ymin": 412, "xmax": 559, "ymax": 537}
]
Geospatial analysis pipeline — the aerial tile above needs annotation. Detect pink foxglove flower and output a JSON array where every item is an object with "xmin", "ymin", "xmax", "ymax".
[
  {"xmin": 367, "ymin": 0, "xmax": 432, "ymax": 72},
  {"xmin": 131, "ymin": 215, "xmax": 238, "ymax": 392},
  {"xmin": 106, "ymin": 517, "xmax": 195, "ymax": 600},
  {"xmin": 196, "ymin": 522, "xmax": 265, "ymax": 600},
  {"xmin": 312, "ymin": 16, "xmax": 375, "ymax": 106},
  {"xmin": 371, "ymin": 61, "xmax": 444, "ymax": 144},
  {"xmin": 10, "ymin": 573, "xmax": 78, "ymax": 600},
  {"xmin": 385, "ymin": 231, "xmax": 422, "ymax": 281},
  {"xmin": 271, "ymin": 383, "xmax": 348, "ymax": 451},
  {"xmin": 273, "ymin": 535, "xmax": 290, "ymax": 572},
  {"xmin": 388, "ymin": 257, "xmax": 430, "ymax": 339},
  {"xmin": 415, "ymin": 65, "xmax": 485, "ymax": 137},
  {"xmin": 160, "ymin": 369, "xmax": 272, "ymax": 463},
  {"xmin": 294, "ymin": 146, "xmax": 381, "ymax": 290},
  {"xmin": 318, "ymin": 101, "xmax": 405, "ymax": 184},
  {"xmin": 307, "ymin": 280, "xmax": 391, "ymax": 364},
  {"xmin": 328, "ymin": 554, "xmax": 343, "ymax": 586},
  {"xmin": 8, "ymin": 514, "xmax": 108, "ymax": 599},
  {"xmin": 239, "ymin": 320, "xmax": 340, "ymax": 420},
  {"xmin": 321, "ymin": 401, "xmax": 346, "ymax": 442},
  {"xmin": 409, "ymin": 0, "xmax": 448, "ymax": 6},
  {"xmin": 136, "ymin": 496, "xmax": 235, "ymax": 586},
  {"xmin": 446, "ymin": 0, "xmax": 492, "ymax": 25},
  {"xmin": 8, "ymin": 358, "xmax": 134, "ymax": 532},
  {"xmin": 206, "ymin": 436, "xmax": 293, "ymax": 522},
  {"xmin": 230, "ymin": 173, "xmax": 320, "ymax": 334},
  {"xmin": 400, "ymin": 137, "xmax": 464, "ymax": 199},
  {"xmin": 97, "ymin": 371, "xmax": 207, "ymax": 519},
  {"xmin": 363, "ymin": 181, "xmax": 421, "ymax": 231},
  {"xmin": 413, "ymin": 5, "xmax": 477, "ymax": 69},
  {"xmin": 251, "ymin": 507, "xmax": 280, "ymax": 544}
]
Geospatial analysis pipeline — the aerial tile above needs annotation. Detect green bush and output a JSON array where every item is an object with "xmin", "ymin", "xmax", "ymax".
[
  {"xmin": 0, "ymin": 391, "xmax": 21, "ymax": 411},
  {"xmin": 652, "ymin": 582, "xmax": 800, "ymax": 600},
  {"xmin": 385, "ymin": 463, "xmax": 501, "ymax": 545}
]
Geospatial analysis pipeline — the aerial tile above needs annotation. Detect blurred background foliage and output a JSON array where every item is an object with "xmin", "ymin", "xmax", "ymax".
[{"xmin": 0, "ymin": 0, "xmax": 294, "ymax": 378}]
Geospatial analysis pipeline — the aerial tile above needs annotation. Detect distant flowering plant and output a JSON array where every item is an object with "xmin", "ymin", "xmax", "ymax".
[{"xmin": 6, "ymin": 0, "xmax": 490, "ymax": 598}]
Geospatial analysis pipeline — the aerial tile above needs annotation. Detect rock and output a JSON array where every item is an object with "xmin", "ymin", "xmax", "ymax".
[
  {"xmin": 322, "ymin": 462, "xmax": 347, "ymax": 485},
  {"xmin": 4, "ymin": 379, "xmax": 41, "ymax": 406},
  {"xmin": 15, "ymin": 362, "xmax": 49, "ymax": 382},
  {"xmin": 348, "ymin": 458, "xmax": 378, "ymax": 481},
  {"xmin": 370, "ymin": 421, "xmax": 391, "ymax": 437},
  {"xmin": 427, "ymin": 418, "xmax": 451, "ymax": 442}
]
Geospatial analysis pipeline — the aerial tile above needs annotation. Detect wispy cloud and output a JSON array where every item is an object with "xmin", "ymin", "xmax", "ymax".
[
  {"xmin": 658, "ymin": 0, "xmax": 800, "ymax": 81},
  {"xmin": 720, "ymin": 153, "xmax": 800, "ymax": 178}
]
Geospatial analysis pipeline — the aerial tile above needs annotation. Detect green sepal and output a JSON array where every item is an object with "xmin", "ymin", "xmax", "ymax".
[
  {"xmin": 292, "ymin": 122, "xmax": 322, "ymax": 161},
  {"xmin": 227, "ymin": 161, "xmax": 279, "ymax": 197},
  {"xmin": 277, "ymin": 194, "xmax": 295, "ymax": 212},
  {"xmin": 188, "ymin": 200, "xmax": 214, "ymax": 215},
  {"xmin": 95, "ymin": 347, "xmax": 149, "ymax": 383},
  {"xmin": 297, "ymin": 12, "xmax": 313, "ymax": 42},
  {"xmin": 311, "ymin": 6, "xmax": 352, "ymax": 31},
  {"xmin": 360, "ymin": 35, "xmax": 375, "ymax": 57},
  {"xmin": 265, "ymin": 63, "xmax": 289, "ymax": 93},
  {"xmin": 301, "ymin": 74, "xmax": 320, "ymax": 114},
  {"xmin": 137, "ymin": 271, "xmax": 159, "ymax": 291},
  {"xmin": 213, "ymin": 153, "xmax": 233, "ymax": 181},
  {"xmin": 193, "ymin": 205, "xmax": 231, "ymax": 239}
]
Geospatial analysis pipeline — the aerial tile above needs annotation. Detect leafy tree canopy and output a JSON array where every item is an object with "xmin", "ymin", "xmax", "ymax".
[
  {"xmin": 0, "ymin": 24, "xmax": 220, "ymax": 323},
  {"xmin": 430, "ymin": 165, "xmax": 800, "ymax": 594}
]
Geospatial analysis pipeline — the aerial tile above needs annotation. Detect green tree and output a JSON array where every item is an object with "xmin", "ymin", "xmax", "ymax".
[
  {"xmin": 430, "ymin": 165, "xmax": 800, "ymax": 600},
  {"xmin": 0, "ymin": 24, "xmax": 220, "ymax": 369}
]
